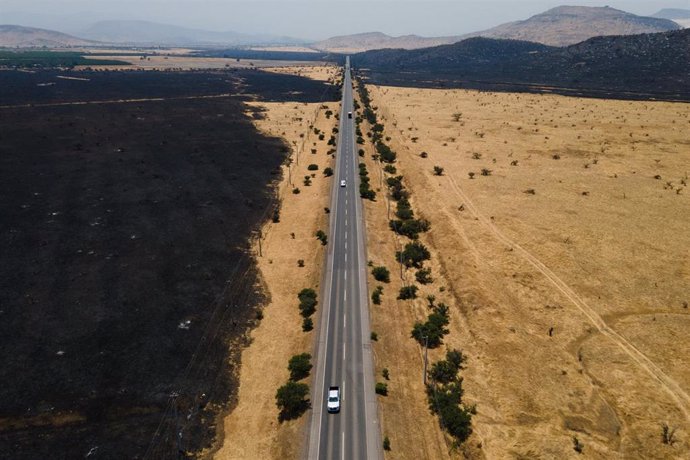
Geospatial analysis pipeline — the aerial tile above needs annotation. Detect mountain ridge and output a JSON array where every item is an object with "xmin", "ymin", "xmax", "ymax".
[
  {"xmin": 352, "ymin": 29, "xmax": 690, "ymax": 101},
  {"xmin": 79, "ymin": 20, "xmax": 304, "ymax": 46},
  {"xmin": 0, "ymin": 24, "xmax": 96, "ymax": 47},
  {"xmin": 314, "ymin": 5, "xmax": 681, "ymax": 51}
]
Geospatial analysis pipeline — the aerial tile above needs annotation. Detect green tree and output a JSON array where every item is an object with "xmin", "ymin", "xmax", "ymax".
[
  {"xmin": 276, "ymin": 381, "xmax": 310, "ymax": 421},
  {"xmin": 372, "ymin": 266, "xmax": 391, "ymax": 283},
  {"xmin": 288, "ymin": 353, "xmax": 312, "ymax": 381},
  {"xmin": 416, "ymin": 267, "xmax": 433, "ymax": 284},
  {"xmin": 397, "ymin": 241, "xmax": 431, "ymax": 268},
  {"xmin": 398, "ymin": 285, "xmax": 418, "ymax": 300}
]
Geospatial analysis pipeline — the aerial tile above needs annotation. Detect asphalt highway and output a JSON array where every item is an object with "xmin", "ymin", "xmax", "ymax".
[{"xmin": 306, "ymin": 57, "xmax": 382, "ymax": 460}]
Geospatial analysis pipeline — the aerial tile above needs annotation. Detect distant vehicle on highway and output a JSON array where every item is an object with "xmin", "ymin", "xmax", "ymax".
[
  {"xmin": 347, "ymin": 111, "xmax": 352, "ymax": 119},
  {"xmin": 327, "ymin": 386, "xmax": 340, "ymax": 413},
  {"xmin": 340, "ymin": 179, "xmax": 346, "ymax": 187}
]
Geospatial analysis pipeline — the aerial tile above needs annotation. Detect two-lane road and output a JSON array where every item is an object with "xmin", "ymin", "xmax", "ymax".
[{"xmin": 307, "ymin": 58, "xmax": 382, "ymax": 460}]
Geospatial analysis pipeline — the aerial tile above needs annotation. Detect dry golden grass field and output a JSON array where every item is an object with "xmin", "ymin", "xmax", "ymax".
[
  {"xmin": 212, "ymin": 66, "xmax": 340, "ymax": 459},
  {"xmin": 362, "ymin": 85, "xmax": 690, "ymax": 459}
]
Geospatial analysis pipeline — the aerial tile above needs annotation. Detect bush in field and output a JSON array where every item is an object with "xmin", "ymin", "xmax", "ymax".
[
  {"xmin": 323, "ymin": 167, "xmax": 333, "ymax": 177},
  {"xmin": 307, "ymin": 164, "xmax": 319, "ymax": 171},
  {"xmin": 372, "ymin": 286, "xmax": 384, "ymax": 305},
  {"xmin": 375, "ymin": 382, "xmax": 388, "ymax": 396},
  {"xmin": 315, "ymin": 230, "xmax": 328, "ymax": 245},
  {"xmin": 302, "ymin": 317, "xmax": 313, "ymax": 332},
  {"xmin": 298, "ymin": 288, "xmax": 317, "ymax": 317},
  {"xmin": 372, "ymin": 266, "xmax": 390, "ymax": 283},
  {"xmin": 384, "ymin": 165, "xmax": 397, "ymax": 174},
  {"xmin": 416, "ymin": 267, "xmax": 433, "ymax": 284},
  {"xmin": 433, "ymin": 166, "xmax": 444, "ymax": 176},
  {"xmin": 398, "ymin": 285, "xmax": 418, "ymax": 300}
]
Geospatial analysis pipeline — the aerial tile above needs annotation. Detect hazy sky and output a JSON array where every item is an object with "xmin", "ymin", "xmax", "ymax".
[{"xmin": 2, "ymin": 0, "xmax": 688, "ymax": 40}]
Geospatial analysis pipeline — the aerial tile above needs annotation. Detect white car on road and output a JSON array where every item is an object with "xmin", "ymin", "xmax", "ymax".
[
  {"xmin": 340, "ymin": 180, "xmax": 346, "ymax": 187},
  {"xmin": 327, "ymin": 386, "xmax": 340, "ymax": 413}
]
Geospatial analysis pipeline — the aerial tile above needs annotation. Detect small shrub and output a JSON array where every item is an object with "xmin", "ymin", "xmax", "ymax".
[
  {"xmin": 372, "ymin": 266, "xmax": 391, "ymax": 282},
  {"xmin": 383, "ymin": 436, "xmax": 391, "ymax": 451},
  {"xmin": 524, "ymin": 188, "xmax": 536, "ymax": 195},
  {"xmin": 302, "ymin": 317, "xmax": 313, "ymax": 332},
  {"xmin": 662, "ymin": 423, "xmax": 677, "ymax": 445},
  {"xmin": 292, "ymin": 187, "xmax": 300, "ymax": 194},
  {"xmin": 510, "ymin": 160, "xmax": 519, "ymax": 166},
  {"xmin": 481, "ymin": 168, "xmax": 492, "ymax": 176},
  {"xmin": 398, "ymin": 285, "xmax": 419, "ymax": 300},
  {"xmin": 370, "ymin": 331, "xmax": 378, "ymax": 341},
  {"xmin": 298, "ymin": 288, "xmax": 318, "ymax": 317},
  {"xmin": 297, "ymin": 259, "xmax": 305, "ymax": 267},
  {"xmin": 315, "ymin": 230, "xmax": 328, "ymax": 245},
  {"xmin": 420, "ymin": 151, "xmax": 428, "ymax": 158},
  {"xmin": 468, "ymin": 172, "xmax": 475, "ymax": 179},
  {"xmin": 382, "ymin": 368, "xmax": 390, "ymax": 380},
  {"xmin": 472, "ymin": 152, "xmax": 482, "ymax": 160},
  {"xmin": 375, "ymin": 382, "xmax": 388, "ymax": 396},
  {"xmin": 272, "ymin": 207, "xmax": 281, "ymax": 223},
  {"xmin": 307, "ymin": 164, "xmax": 319, "ymax": 171},
  {"xmin": 323, "ymin": 167, "xmax": 333, "ymax": 177},
  {"xmin": 303, "ymin": 176, "xmax": 312, "ymax": 186},
  {"xmin": 416, "ymin": 267, "xmax": 433, "ymax": 284},
  {"xmin": 384, "ymin": 164, "xmax": 397, "ymax": 174},
  {"xmin": 372, "ymin": 285, "xmax": 383, "ymax": 305},
  {"xmin": 433, "ymin": 166, "xmax": 444, "ymax": 176},
  {"xmin": 573, "ymin": 436, "xmax": 584, "ymax": 454}
]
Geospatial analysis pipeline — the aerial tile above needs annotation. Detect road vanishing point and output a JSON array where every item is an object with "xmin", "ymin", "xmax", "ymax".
[{"xmin": 306, "ymin": 57, "xmax": 383, "ymax": 460}]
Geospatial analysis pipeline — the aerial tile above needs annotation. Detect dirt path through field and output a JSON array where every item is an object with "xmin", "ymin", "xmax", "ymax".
[{"xmin": 442, "ymin": 173, "xmax": 690, "ymax": 422}]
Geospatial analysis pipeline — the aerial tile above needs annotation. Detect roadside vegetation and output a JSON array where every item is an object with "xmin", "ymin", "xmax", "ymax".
[{"xmin": 353, "ymin": 73, "xmax": 473, "ymax": 449}]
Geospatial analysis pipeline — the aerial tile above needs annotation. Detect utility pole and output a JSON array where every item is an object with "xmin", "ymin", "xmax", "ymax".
[{"xmin": 423, "ymin": 335, "xmax": 429, "ymax": 385}]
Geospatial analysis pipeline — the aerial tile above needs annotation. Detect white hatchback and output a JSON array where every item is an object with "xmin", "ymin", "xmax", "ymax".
[{"xmin": 340, "ymin": 180, "xmax": 346, "ymax": 187}]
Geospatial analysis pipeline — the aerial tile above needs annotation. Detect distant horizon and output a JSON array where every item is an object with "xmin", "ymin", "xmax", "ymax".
[{"xmin": 1, "ymin": 1, "xmax": 688, "ymax": 41}]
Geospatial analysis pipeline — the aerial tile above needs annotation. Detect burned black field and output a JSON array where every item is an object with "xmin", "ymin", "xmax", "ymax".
[{"xmin": 0, "ymin": 69, "xmax": 338, "ymax": 458}]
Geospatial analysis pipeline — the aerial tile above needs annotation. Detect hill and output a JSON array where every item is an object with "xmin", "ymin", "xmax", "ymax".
[
  {"xmin": 353, "ymin": 29, "xmax": 690, "ymax": 100},
  {"xmin": 314, "ymin": 6, "xmax": 681, "ymax": 52},
  {"xmin": 653, "ymin": 8, "xmax": 690, "ymax": 28},
  {"xmin": 312, "ymin": 32, "xmax": 460, "ymax": 53},
  {"xmin": 79, "ymin": 20, "xmax": 302, "ymax": 46},
  {"xmin": 466, "ymin": 6, "xmax": 681, "ymax": 46},
  {"xmin": 0, "ymin": 24, "xmax": 95, "ymax": 48}
]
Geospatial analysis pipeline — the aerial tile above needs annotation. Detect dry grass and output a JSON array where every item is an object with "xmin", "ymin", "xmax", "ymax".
[
  {"xmin": 363, "ymin": 85, "xmax": 690, "ymax": 458},
  {"xmin": 212, "ymin": 66, "xmax": 340, "ymax": 459},
  {"xmin": 76, "ymin": 55, "xmax": 318, "ymax": 71}
]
